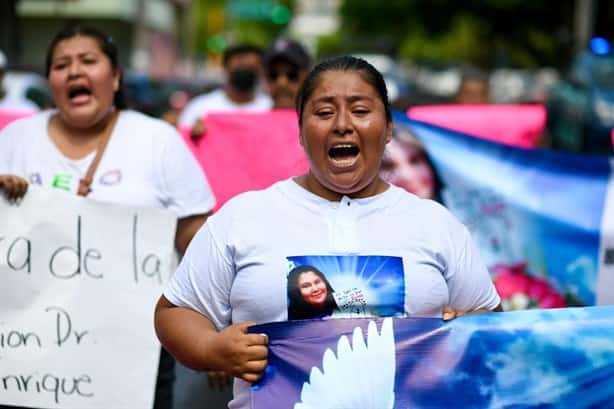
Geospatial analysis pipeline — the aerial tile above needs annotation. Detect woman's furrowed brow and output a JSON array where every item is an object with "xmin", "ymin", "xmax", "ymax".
[
  {"xmin": 311, "ymin": 94, "xmax": 373, "ymax": 104},
  {"xmin": 52, "ymin": 51, "xmax": 98, "ymax": 62},
  {"xmin": 310, "ymin": 95, "xmax": 336, "ymax": 105},
  {"xmin": 346, "ymin": 95, "xmax": 373, "ymax": 103}
]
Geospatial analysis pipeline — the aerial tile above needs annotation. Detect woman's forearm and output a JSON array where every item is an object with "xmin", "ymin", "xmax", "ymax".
[
  {"xmin": 154, "ymin": 295, "xmax": 221, "ymax": 371},
  {"xmin": 154, "ymin": 295, "xmax": 269, "ymax": 382}
]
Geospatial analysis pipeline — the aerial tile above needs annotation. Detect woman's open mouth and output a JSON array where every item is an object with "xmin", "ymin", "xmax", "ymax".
[
  {"xmin": 67, "ymin": 86, "xmax": 92, "ymax": 104},
  {"xmin": 328, "ymin": 144, "xmax": 360, "ymax": 169}
]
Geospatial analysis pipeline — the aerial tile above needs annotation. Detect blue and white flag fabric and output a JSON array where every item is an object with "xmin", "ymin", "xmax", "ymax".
[
  {"xmin": 251, "ymin": 306, "xmax": 614, "ymax": 409},
  {"xmin": 393, "ymin": 113, "xmax": 614, "ymax": 309}
]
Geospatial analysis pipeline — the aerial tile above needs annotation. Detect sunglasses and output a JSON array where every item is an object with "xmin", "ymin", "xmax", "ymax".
[{"xmin": 267, "ymin": 68, "xmax": 300, "ymax": 82}]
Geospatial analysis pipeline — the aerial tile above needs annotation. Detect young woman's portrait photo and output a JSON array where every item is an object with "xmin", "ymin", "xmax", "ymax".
[{"xmin": 287, "ymin": 265, "xmax": 339, "ymax": 320}]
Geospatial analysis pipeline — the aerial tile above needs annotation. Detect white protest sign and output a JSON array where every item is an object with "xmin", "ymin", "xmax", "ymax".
[{"xmin": 0, "ymin": 186, "xmax": 177, "ymax": 409}]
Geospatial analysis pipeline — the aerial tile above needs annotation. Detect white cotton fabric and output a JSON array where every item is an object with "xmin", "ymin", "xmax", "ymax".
[
  {"xmin": 164, "ymin": 178, "xmax": 500, "ymax": 409},
  {"xmin": 177, "ymin": 88, "xmax": 272, "ymax": 127},
  {"xmin": 0, "ymin": 109, "xmax": 215, "ymax": 217}
]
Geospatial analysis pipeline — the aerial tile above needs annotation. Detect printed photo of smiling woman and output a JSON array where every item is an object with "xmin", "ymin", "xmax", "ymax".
[{"xmin": 287, "ymin": 265, "xmax": 339, "ymax": 320}]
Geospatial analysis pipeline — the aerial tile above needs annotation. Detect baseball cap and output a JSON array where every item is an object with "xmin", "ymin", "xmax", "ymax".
[{"xmin": 264, "ymin": 38, "xmax": 311, "ymax": 70}]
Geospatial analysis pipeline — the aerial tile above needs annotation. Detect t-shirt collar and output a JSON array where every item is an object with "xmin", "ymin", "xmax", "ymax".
[{"xmin": 278, "ymin": 177, "xmax": 403, "ymax": 215}]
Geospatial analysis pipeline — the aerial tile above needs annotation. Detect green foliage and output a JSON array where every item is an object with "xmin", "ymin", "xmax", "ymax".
[
  {"xmin": 192, "ymin": 0, "xmax": 216, "ymax": 58},
  {"xmin": 192, "ymin": 0, "xmax": 294, "ymax": 55},
  {"xmin": 328, "ymin": 0, "xmax": 575, "ymax": 68},
  {"xmin": 400, "ymin": 14, "xmax": 489, "ymax": 65},
  {"xmin": 231, "ymin": 20, "xmax": 284, "ymax": 45},
  {"xmin": 317, "ymin": 32, "xmax": 345, "ymax": 57}
]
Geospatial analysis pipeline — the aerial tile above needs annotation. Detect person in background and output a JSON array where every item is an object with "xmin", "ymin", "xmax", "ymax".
[
  {"xmin": 154, "ymin": 56, "xmax": 501, "ymax": 409},
  {"xmin": 0, "ymin": 25, "xmax": 215, "ymax": 409},
  {"xmin": 380, "ymin": 125, "xmax": 444, "ymax": 203},
  {"xmin": 454, "ymin": 68, "xmax": 491, "ymax": 105},
  {"xmin": 161, "ymin": 89, "xmax": 191, "ymax": 127},
  {"xmin": 178, "ymin": 44, "xmax": 272, "ymax": 141},
  {"xmin": 0, "ymin": 49, "xmax": 40, "ymax": 112},
  {"xmin": 263, "ymin": 38, "xmax": 311, "ymax": 110}
]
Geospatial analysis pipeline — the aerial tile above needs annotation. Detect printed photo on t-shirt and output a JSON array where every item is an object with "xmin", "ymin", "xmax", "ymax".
[{"xmin": 286, "ymin": 255, "xmax": 405, "ymax": 320}]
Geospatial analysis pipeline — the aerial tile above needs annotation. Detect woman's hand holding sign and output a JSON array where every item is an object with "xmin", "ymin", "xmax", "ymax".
[
  {"xmin": 154, "ymin": 296, "xmax": 269, "ymax": 384},
  {"xmin": 442, "ymin": 304, "xmax": 503, "ymax": 321},
  {"xmin": 0, "ymin": 174, "xmax": 28, "ymax": 202},
  {"xmin": 210, "ymin": 322, "xmax": 268, "ymax": 383}
]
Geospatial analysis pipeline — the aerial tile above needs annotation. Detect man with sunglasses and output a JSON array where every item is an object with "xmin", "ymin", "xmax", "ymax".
[{"xmin": 263, "ymin": 38, "xmax": 311, "ymax": 110}]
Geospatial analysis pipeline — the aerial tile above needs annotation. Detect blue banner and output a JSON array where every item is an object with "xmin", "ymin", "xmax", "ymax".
[
  {"xmin": 392, "ymin": 113, "xmax": 614, "ymax": 308},
  {"xmin": 251, "ymin": 306, "xmax": 614, "ymax": 409}
]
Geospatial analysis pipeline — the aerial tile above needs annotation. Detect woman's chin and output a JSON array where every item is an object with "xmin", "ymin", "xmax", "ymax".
[
  {"xmin": 309, "ymin": 299, "xmax": 327, "ymax": 309},
  {"xmin": 61, "ymin": 110, "xmax": 107, "ymax": 129},
  {"xmin": 322, "ymin": 174, "xmax": 369, "ymax": 195}
]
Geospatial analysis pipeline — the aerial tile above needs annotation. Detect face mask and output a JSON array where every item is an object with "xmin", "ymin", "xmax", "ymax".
[{"xmin": 229, "ymin": 68, "xmax": 258, "ymax": 92}]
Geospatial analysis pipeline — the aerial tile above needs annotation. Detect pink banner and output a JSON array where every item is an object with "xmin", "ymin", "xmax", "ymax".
[
  {"xmin": 180, "ymin": 111, "xmax": 309, "ymax": 211},
  {"xmin": 407, "ymin": 104, "xmax": 546, "ymax": 148},
  {"xmin": 0, "ymin": 109, "xmax": 34, "ymax": 131}
]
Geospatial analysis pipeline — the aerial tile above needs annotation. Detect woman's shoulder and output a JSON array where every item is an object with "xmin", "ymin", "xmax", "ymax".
[
  {"xmin": 392, "ymin": 187, "xmax": 460, "ymax": 227},
  {"xmin": 119, "ymin": 109, "xmax": 175, "ymax": 128},
  {"xmin": 118, "ymin": 110, "xmax": 180, "ymax": 140},
  {"xmin": 201, "ymin": 182, "xmax": 284, "ymax": 245},
  {"xmin": 388, "ymin": 189, "xmax": 470, "ymax": 253},
  {"xmin": 207, "ymin": 180, "xmax": 290, "ymax": 228},
  {"xmin": 218, "ymin": 181, "xmax": 287, "ymax": 214}
]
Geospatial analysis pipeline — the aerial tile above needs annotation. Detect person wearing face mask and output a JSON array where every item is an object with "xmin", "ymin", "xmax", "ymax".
[
  {"xmin": 454, "ymin": 68, "xmax": 491, "ymax": 105},
  {"xmin": 178, "ymin": 44, "xmax": 272, "ymax": 140},
  {"xmin": 263, "ymin": 38, "xmax": 311, "ymax": 110}
]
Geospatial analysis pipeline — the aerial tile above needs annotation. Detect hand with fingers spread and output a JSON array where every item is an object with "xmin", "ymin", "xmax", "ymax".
[
  {"xmin": 0, "ymin": 174, "xmax": 28, "ymax": 202},
  {"xmin": 210, "ymin": 321, "xmax": 268, "ymax": 383}
]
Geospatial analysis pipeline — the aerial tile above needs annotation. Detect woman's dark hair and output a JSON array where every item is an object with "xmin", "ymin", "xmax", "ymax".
[
  {"xmin": 296, "ymin": 55, "xmax": 391, "ymax": 126},
  {"xmin": 287, "ymin": 265, "xmax": 338, "ymax": 320},
  {"xmin": 45, "ymin": 25, "xmax": 127, "ymax": 109},
  {"xmin": 423, "ymin": 149, "xmax": 444, "ymax": 204}
]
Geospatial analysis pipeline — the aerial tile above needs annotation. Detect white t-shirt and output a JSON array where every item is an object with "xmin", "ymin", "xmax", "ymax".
[
  {"xmin": 177, "ymin": 88, "xmax": 272, "ymax": 127},
  {"xmin": 164, "ymin": 178, "xmax": 500, "ymax": 409},
  {"xmin": 0, "ymin": 109, "xmax": 215, "ymax": 216}
]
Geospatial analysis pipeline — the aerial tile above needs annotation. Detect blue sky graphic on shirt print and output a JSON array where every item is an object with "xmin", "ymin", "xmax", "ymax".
[{"xmin": 287, "ymin": 255, "xmax": 405, "ymax": 318}]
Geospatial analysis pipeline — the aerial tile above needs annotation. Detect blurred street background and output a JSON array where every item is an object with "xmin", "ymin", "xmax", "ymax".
[
  {"xmin": 2, "ymin": 0, "xmax": 614, "ymax": 153},
  {"xmin": 1, "ymin": 2, "xmax": 614, "ymax": 409}
]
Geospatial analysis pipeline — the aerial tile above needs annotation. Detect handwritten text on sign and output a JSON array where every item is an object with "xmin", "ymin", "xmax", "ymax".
[{"xmin": 0, "ymin": 187, "xmax": 177, "ymax": 409}]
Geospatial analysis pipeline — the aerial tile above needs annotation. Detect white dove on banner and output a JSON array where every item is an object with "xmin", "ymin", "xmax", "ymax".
[{"xmin": 294, "ymin": 317, "xmax": 396, "ymax": 409}]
